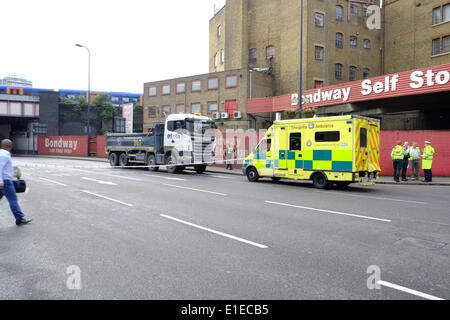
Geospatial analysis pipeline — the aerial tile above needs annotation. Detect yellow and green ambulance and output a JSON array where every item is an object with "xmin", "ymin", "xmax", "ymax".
[{"xmin": 243, "ymin": 115, "xmax": 381, "ymax": 189}]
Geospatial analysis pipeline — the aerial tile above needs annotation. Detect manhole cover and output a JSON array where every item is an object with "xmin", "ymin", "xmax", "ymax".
[{"xmin": 395, "ymin": 237, "xmax": 447, "ymax": 250}]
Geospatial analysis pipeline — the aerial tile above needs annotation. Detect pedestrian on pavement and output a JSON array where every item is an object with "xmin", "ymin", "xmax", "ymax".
[
  {"xmin": 391, "ymin": 140, "xmax": 406, "ymax": 183},
  {"xmin": 401, "ymin": 141, "xmax": 410, "ymax": 181},
  {"xmin": 409, "ymin": 141, "xmax": 421, "ymax": 180},
  {"xmin": 0, "ymin": 139, "xmax": 32, "ymax": 226},
  {"xmin": 225, "ymin": 143, "xmax": 235, "ymax": 170},
  {"xmin": 422, "ymin": 141, "xmax": 435, "ymax": 183}
]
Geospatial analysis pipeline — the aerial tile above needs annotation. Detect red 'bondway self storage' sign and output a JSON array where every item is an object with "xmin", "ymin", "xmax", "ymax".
[{"xmin": 38, "ymin": 136, "xmax": 88, "ymax": 156}]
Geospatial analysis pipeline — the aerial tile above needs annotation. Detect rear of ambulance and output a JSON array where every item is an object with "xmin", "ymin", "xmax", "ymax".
[{"xmin": 353, "ymin": 117, "xmax": 377, "ymax": 186}]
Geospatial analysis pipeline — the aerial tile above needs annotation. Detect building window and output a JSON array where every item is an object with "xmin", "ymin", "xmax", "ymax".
[
  {"xmin": 315, "ymin": 12, "xmax": 325, "ymax": 27},
  {"xmin": 363, "ymin": 39, "xmax": 371, "ymax": 49},
  {"xmin": 123, "ymin": 97, "xmax": 130, "ymax": 103},
  {"xmin": 162, "ymin": 105, "xmax": 171, "ymax": 116},
  {"xmin": 162, "ymin": 84, "xmax": 171, "ymax": 95},
  {"xmin": 314, "ymin": 80, "xmax": 323, "ymax": 88},
  {"xmin": 266, "ymin": 45, "xmax": 275, "ymax": 59},
  {"xmin": 217, "ymin": 25, "xmax": 222, "ymax": 38},
  {"xmin": 208, "ymin": 77, "xmax": 219, "ymax": 90},
  {"xmin": 363, "ymin": 5, "xmax": 371, "ymax": 17},
  {"xmin": 349, "ymin": 66, "xmax": 358, "ymax": 81},
  {"xmin": 176, "ymin": 104, "xmax": 185, "ymax": 114},
  {"xmin": 176, "ymin": 82, "xmax": 186, "ymax": 94},
  {"xmin": 192, "ymin": 80, "xmax": 201, "ymax": 92},
  {"xmin": 432, "ymin": 35, "xmax": 450, "ymax": 55},
  {"xmin": 249, "ymin": 48, "xmax": 257, "ymax": 64},
  {"xmin": 220, "ymin": 49, "xmax": 225, "ymax": 64},
  {"xmin": 191, "ymin": 103, "xmax": 202, "ymax": 114},
  {"xmin": 433, "ymin": 4, "xmax": 450, "ymax": 25},
  {"xmin": 315, "ymin": 45, "xmax": 324, "ymax": 60},
  {"xmin": 350, "ymin": 36, "xmax": 358, "ymax": 48},
  {"xmin": 335, "ymin": 63, "xmax": 343, "ymax": 80},
  {"xmin": 149, "ymin": 87, "xmax": 157, "ymax": 97},
  {"xmin": 148, "ymin": 106, "xmax": 157, "ymax": 118},
  {"xmin": 214, "ymin": 52, "xmax": 220, "ymax": 68},
  {"xmin": 350, "ymin": 4, "xmax": 358, "ymax": 18},
  {"xmin": 363, "ymin": 68, "xmax": 370, "ymax": 79},
  {"xmin": 336, "ymin": 5, "xmax": 344, "ymax": 21},
  {"xmin": 336, "ymin": 33, "xmax": 344, "ymax": 48},
  {"xmin": 226, "ymin": 75, "xmax": 237, "ymax": 88},
  {"xmin": 208, "ymin": 102, "xmax": 218, "ymax": 113}
]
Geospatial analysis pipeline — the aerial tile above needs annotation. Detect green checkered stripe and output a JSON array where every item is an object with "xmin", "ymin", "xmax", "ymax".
[{"xmin": 274, "ymin": 150, "xmax": 353, "ymax": 171}]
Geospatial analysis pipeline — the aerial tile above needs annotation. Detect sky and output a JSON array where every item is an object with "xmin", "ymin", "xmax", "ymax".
[{"xmin": 1, "ymin": 0, "xmax": 226, "ymax": 94}]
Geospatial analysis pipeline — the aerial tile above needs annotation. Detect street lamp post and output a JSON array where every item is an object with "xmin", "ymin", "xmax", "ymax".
[
  {"xmin": 298, "ymin": 0, "xmax": 304, "ymax": 117},
  {"xmin": 75, "ymin": 43, "xmax": 91, "ymax": 136}
]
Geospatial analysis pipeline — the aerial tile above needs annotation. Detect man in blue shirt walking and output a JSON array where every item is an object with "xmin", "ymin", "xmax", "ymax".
[{"xmin": 0, "ymin": 139, "xmax": 32, "ymax": 226}]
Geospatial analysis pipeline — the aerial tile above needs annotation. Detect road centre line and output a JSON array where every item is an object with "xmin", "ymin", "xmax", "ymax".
[
  {"xmin": 82, "ymin": 177, "xmax": 118, "ymax": 185},
  {"xmin": 162, "ymin": 184, "xmax": 228, "ymax": 196},
  {"xmin": 315, "ymin": 190, "xmax": 429, "ymax": 205},
  {"xmin": 377, "ymin": 280, "xmax": 444, "ymax": 300},
  {"xmin": 81, "ymin": 190, "xmax": 134, "ymax": 207},
  {"xmin": 39, "ymin": 178, "xmax": 68, "ymax": 187},
  {"xmin": 160, "ymin": 214, "xmax": 268, "ymax": 249},
  {"xmin": 266, "ymin": 201, "xmax": 392, "ymax": 223}
]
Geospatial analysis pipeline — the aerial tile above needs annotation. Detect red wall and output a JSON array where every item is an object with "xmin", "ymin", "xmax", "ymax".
[{"xmin": 380, "ymin": 131, "xmax": 450, "ymax": 176}]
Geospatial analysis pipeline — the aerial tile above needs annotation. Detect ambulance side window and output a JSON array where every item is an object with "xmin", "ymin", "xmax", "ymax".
[
  {"xmin": 360, "ymin": 128, "xmax": 367, "ymax": 148},
  {"xmin": 315, "ymin": 131, "xmax": 340, "ymax": 142},
  {"xmin": 290, "ymin": 133, "xmax": 302, "ymax": 151},
  {"xmin": 256, "ymin": 139, "xmax": 271, "ymax": 153}
]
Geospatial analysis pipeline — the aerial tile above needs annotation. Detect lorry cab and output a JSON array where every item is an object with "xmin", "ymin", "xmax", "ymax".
[{"xmin": 243, "ymin": 115, "xmax": 381, "ymax": 189}]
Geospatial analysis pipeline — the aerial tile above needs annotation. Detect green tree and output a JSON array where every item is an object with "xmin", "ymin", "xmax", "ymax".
[{"xmin": 92, "ymin": 93, "xmax": 118, "ymax": 121}]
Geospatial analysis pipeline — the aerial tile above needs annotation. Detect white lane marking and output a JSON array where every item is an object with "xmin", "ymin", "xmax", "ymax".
[
  {"xmin": 39, "ymin": 178, "xmax": 68, "ymax": 187},
  {"xmin": 104, "ymin": 174, "xmax": 142, "ymax": 181},
  {"xmin": 162, "ymin": 184, "xmax": 227, "ymax": 196},
  {"xmin": 144, "ymin": 174, "xmax": 186, "ymax": 181},
  {"xmin": 315, "ymin": 190, "xmax": 429, "ymax": 205},
  {"xmin": 81, "ymin": 190, "xmax": 133, "ymax": 207},
  {"xmin": 377, "ymin": 280, "xmax": 444, "ymax": 300},
  {"xmin": 160, "ymin": 214, "xmax": 268, "ymax": 249},
  {"xmin": 81, "ymin": 177, "xmax": 118, "ymax": 185},
  {"xmin": 266, "ymin": 201, "xmax": 392, "ymax": 223}
]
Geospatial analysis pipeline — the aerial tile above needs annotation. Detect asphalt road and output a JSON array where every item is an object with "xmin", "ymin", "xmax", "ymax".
[{"xmin": 0, "ymin": 157, "xmax": 449, "ymax": 300}]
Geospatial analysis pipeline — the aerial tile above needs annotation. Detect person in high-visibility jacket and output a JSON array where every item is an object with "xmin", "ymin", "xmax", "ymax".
[
  {"xmin": 391, "ymin": 141, "xmax": 407, "ymax": 183},
  {"xmin": 225, "ymin": 144, "xmax": 235, "ymax": 170},
  {"xmin": 422, "ymin": 141, "xmax": 435, "ymax": 183}
]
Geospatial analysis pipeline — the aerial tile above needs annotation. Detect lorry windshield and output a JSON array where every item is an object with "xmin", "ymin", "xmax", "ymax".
[{"xmin": 185, "ymin": 119, "xmax": 216, "ymax": 135}]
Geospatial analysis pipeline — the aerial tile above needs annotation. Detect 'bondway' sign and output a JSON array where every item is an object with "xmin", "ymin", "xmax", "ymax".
[
  {"xmin": 38, "ymin": 136, "xmax": 88, "ymax": 156},
  {"xmin": 290, "ymin": 63, "xmax": 450, "ymax": 109}
]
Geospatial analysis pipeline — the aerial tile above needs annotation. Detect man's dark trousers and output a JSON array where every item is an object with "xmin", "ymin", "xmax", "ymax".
[
  {"xmin": 401, "ymin": 157, "xmax": 409, "ymax": 180},
  {"xmin": 424, "ymin": 169, "xmax": 433, "ymax": 182},
  {"xmin": 0, "ymin": 180, "xmax": 25, "ymax": 221},
  {"xmin": 393, "ymin": 159, "xmax": 403, "ymax": 182}
]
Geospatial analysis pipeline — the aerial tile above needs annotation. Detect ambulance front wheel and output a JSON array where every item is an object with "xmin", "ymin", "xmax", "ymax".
[
  {"xmin": 246, "ymin": 167, "xmax": 260, "ymax": 182},
  {"xmin": 312, "ymin": 173, "xmax": 329, "ymax": 189}
]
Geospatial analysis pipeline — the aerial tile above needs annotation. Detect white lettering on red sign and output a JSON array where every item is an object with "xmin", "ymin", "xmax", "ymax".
[{"xmin": 45, "ymin": 138, "xmax": 78, "ymax": 151}]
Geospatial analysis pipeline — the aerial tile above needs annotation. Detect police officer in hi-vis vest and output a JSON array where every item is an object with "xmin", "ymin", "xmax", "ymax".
[
  {"xmin": 225, "ymin": 144, "xmax": 235, "ymax": 170},
  {"xmin": 422, "ymin": 141, "xmax": 435, "ymax": 183},
  {"xmin": 391, "ymin": 141, "xmax": 407, "ymax": 183}
]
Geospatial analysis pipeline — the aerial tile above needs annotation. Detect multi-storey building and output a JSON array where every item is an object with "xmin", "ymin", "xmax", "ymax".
[
  {"xmin": 383, "ymin": 0, "xmax": 450, "ymax": 74},
  {"xmin": 209, "ymin": 0, "xmax": 383, "ymax": 95}
]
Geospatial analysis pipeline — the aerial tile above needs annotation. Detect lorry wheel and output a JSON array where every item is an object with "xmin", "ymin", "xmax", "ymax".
[
  {"xmin": 147, "ymin": 154, "xmax": 159, "ymax": 172},
  {"xmin": 312, "ymin": 173, "xmax": 329, "ymax": 189},
  {"xmin": 119, "ymin": 153, "xmax": 129, "ymax": 167},
  {"xmin": 195, "ymin": 165, "xmax": 207, "ymax": 174},
  {"xmin": 166, "ymin": 156, "xmax": 181, "ymax": 174},
  {"xmin": 109, "ymin": 153, "xmax": 118, "ymax": 167},
  {"xmin": 246, "ymin": 167, "xmax": 259, "ymax": 182}
]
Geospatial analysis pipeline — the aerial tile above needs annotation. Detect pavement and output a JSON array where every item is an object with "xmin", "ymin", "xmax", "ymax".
[{"xmin": 1, "ymin": 156, "xmax": 449, "ymax": 300}]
